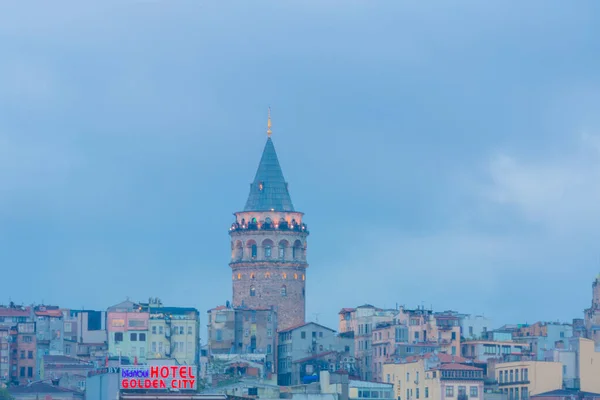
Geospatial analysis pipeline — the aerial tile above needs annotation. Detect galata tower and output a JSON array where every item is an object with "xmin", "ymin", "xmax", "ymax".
[{"xmin": 229, "ymin": 110, "xmax": 309, "ymax": 331}]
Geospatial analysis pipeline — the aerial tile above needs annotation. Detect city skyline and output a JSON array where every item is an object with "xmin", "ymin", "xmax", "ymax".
[{"xmin": 1, "ymin": 1, "xmax": 600, "ymax": 332}]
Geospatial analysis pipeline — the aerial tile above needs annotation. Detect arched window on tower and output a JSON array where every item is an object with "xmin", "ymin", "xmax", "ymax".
[
  {"xmin": 265, "ymin": 272, "xmax": 271, "ymax": 278},
  {"xmin": 280, "ymin": 285, "xmax": 287, "ymax": 297},
  {"xmin": 293, "ymin": 240, "xmax": 302, "ymax": 260},
  {"xmin": 250, "ymin": 287, "xmax": 256, "ymax": 297},
  {"xmin": 251, "ymin": 244, "xmax": 257, "ymax": 259},
  {"xmin": 279, "ymin": 240, "xmax": 288, "ymax": 260},
  {"xmin": 262, "ymin": 239, "xmax": 274, "ymax": 259}
]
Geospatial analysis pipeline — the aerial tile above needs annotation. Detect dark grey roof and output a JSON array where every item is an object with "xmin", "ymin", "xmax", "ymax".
[
  {"xmin": 9, "ymin": 382, "xmax": 79, "ymax": 394},
  {"xmin": 533, "ymin": 389, "xmax": 600, "ymax": 397},
  {"xmin": 244, "ymin": 138, "xmax": 295, "ymax": 212}
]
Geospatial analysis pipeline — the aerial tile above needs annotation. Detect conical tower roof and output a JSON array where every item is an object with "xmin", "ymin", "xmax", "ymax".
[{"xmin": 244, "ymin": 137, "xmax": 295, "ymax": 212}]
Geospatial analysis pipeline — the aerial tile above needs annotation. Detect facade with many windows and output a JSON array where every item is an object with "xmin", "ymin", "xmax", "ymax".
[
  {"xmin": 383, "ymin": 355, "xmax": 484, "ymax": 400},
  {"xmin": 495, "ymin": 361, "xmax": 562, "ymax": 399}
]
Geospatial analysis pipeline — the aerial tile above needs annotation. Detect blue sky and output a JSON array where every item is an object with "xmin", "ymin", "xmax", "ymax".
[{"xmin": 1, "ymin": 1, "xmax": 600, "ymax": 336}]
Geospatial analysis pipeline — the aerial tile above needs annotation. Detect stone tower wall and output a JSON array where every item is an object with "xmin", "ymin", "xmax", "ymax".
[{"xmin": 229, "ymin": 216, "xmax": 308, "ymax": 331}]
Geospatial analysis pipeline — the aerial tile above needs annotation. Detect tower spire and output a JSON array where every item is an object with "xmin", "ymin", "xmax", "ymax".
[{"xmin": 267, "ymin": 107, "xmax": 272, "ymax": 137}]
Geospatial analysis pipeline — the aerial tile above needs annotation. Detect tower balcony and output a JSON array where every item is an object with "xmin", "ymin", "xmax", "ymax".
[{"xmin": 229, "ymin": 220, "xmax": 308, "ymax": 234}]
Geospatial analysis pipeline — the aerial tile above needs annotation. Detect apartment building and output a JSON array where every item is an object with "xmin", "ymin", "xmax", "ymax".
[
  {"xmin": 495, "ymin": 361, "xmax": 562, "ymax": 398},
  {"xmin": 383, "ymin": 354, "xmax": 484, "ymax": 400}
]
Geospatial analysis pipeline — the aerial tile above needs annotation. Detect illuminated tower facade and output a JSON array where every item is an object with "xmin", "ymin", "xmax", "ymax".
[{"xmin": 229, "ymin": 111, "xmax": 309, "ymax": 331}]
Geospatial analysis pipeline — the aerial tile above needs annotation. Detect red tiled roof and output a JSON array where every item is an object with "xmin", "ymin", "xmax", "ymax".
[
  {"xmin": 210, "ymin": 305, "xmax": 227, "ymax": 311},
  {"xmin": 437, "ymin": 363, "xmax": 482, "ymax": 371},
  {"xmin": 339, "ymin": 308, "xmax": 356, "ymax": 314},
  {"xmin": 400, "ymin": 352, "xmax": 471, "ymax": 364},
  {"xmin": 0, "ymin": 307, "xmax": 30, "ymax": 317},
  {"xmin": 35, "ymin": 309, "xmax": 63, "ymax": 317},
  {"xmin": 437, "ymin": 353, "xmax": 469, "ymax": 363}
]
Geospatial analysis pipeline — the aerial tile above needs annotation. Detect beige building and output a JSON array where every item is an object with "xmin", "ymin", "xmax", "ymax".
[
  {"xmin": 495, "ymin": 361, "xmax": 562, "ymax": 398},
  {"xmin": 383, "ymin": 357, "xmax": 484, "ymax": 400},
  {"xmin": 340, "ymin": 305, "xmax": 462, "ymax": 382},
  {"xmin": 339, "ymin": 305, "xmax": 398, "ymax": 381},
  {"xmin": 572, "ymin": 337, "xmax": 600, "ymax": 393},
  {"xmin": 142, "ymin": 299, "xmax": 200, "ymax": 366}
]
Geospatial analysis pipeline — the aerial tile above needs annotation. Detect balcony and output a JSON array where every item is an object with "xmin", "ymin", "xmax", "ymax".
[
  {"xmin": 230, "ymin": 221, "xmax": 308, "ymax": 234},
  {"xmin": 499, "ymin": 380, "xmax": 530, "ymax": 386}
]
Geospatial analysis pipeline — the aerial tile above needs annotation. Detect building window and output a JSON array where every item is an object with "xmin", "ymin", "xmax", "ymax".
[
  {"xmin": 302, "ymin": 274, "xmax": 305, "ymax": 281},
  {"xmin": 294, "ymin": 273, "xmax": 298, "ymax": 280},
  {"xmin": 282, "ymin": 273, "xmax": 287, "ymax": 279},
  {"xmin": 237, "ymin": 273, "xmax": 242, "ymax": 280},
  {"xmin": 159, "ymin": 326, "xmax": 164, "ymax": 334},
  {"xmin": 510, "ymin": 370, "xmax": 514, "ymax": 382},
  {"xmin": 470, "ymin": 386, "xmax": 478, "ymax": 397},
  {"xmin": 425, "ymin": 388, "xmax": 429, "ymax": 398},
  {"xmin": 265, "ymin": 272, "xmax": 271, "ymax": 278},
  {"xmin": 251, "ymin": 244, "xmax": 257, "ymax": 258},
  {"xmin": 19, "ymin": 367, "xmax": 25, "ymax": 377},
  {"xmin": 416, "ymin": 388, "xmax": 419, "ymax": 399},
  {"xmin": 301, "ymin": 332, "xmax": 306, "ymax": 339},
  {"xmin": 458, "ymin": 386, "xmax": 466, "ymax": 396},
  {"xmin": 451, "ymin": 331, "xmax": 456, "ymax": 340},
  {"xmin": 131, "ymin": 333, "xmax": 138, "ymax": 341},
  {"xmin": 139, "ymin": 333, "xmax": 146, "ymax": 341},
  {"xmin": 115, "ymin": 332, "xmax": 123, "ymax": 342},
  {"xmin": 27, "ymin": 351, "xmax": 33, "ymax": 359},
  {"xmin": 158, "ymin": 342, "xmax": 163, "ymax": 353},
  {"xmin": 152, "ymin": 342, "xmax": 156, "ymax": 352},
  {"xmin": 279, "ymin": 245, "xmax": 285, "ymax": 259},
  {"xmin": 524, "ymin": 368, "xmax": 528, "ymax": 381},
  {"xmin": 267, "ymin": 344, "xmax": 272, "ymax": 354},
  {"xmin": 452, "ymin": 346, "xmax": 456, "ymax": 355},
  {"xmin": 267, "ymin": 329, "xmax": 272, "ymax": 337},
  {"xmin": 152, "ymin": 326, "xmax": 156, "ymax": 334},
  {"xmin": 265, "ymin": 245, "xmax": 272, "ymax": 258},
  {"xmin": 179, "ymin": 326, "xmax": 184, "ymax": 335},
  {"xmin": 250, "ymin": 273, "xmax": 255, "ymax": 279},
  {"xmin": 445, "ymin": 386, "xmax": 453, "ymax": 397},
  {"xmin": 281, "ymin": 285, "xmax": 287, "ymax": 296},
  {"xmin": 216, "ymin": 329, "xmax": 223, "ymax": 341},
  {"xmin": 188, "ymin": 326, "xmax": 192, "ymax": 335},
  {"xmin": 250, "ymin": 287, "xmax": 256, "ymax": 297}
]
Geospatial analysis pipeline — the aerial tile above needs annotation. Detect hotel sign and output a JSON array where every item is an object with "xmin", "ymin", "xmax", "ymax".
[{"xmin": 120, "ymin": 366, "xmax": 197, "ymax": 390}]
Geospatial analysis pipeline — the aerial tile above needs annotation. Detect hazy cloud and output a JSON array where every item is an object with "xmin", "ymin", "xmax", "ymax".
[{"xmin": 482, "ymin": 133, "xmax": 600, "ymax": 232}]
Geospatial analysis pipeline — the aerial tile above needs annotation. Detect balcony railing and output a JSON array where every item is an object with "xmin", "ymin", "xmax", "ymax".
[
  {"xmin": 230, "ymin": 222, "xmax": 308, "ymax": 234},
  {"xmin": 498, "ymin": 379, "xmax": 530, "ymax": 386}
]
